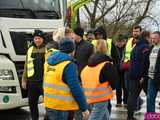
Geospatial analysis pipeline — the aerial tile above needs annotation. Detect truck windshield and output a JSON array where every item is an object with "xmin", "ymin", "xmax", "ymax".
[{"xmin": 0, "ymin": 0, "xmax": 61, "ymax": 19}]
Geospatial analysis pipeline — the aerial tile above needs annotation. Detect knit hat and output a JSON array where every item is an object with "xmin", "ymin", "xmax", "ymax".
[
  {"xmin": 86, "ymin": 29, "xmax": 95, "ymax": 36},
  {"xmin": 94, "ymin": 26, "xmax": 107, "ymax": 39},
  {"xmin": 116, "ymin": 34, "xmax": 126, "ymax": 41},
  {"xmin": 33, "ymin": 30, "xmax": 45, "ymax": 39},
  {"xmin": 59, "ymin": 38, "xmax": 75, "ymax": 54},
  {"xmin": 73, "ymin": 27, "xmax": 84, "ymax": 38}
]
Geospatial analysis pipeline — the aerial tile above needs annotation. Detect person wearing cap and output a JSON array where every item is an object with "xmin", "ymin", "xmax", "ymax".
[
  {"xmin": 43, "ymin": 38, "xmax": 89, "ymax": 120},
  {"xmin": 21, "ymin": 30, "xmax": 46, "ymax": 120},
  {"xmin": 114, "ymin": 34, "xmax": 128, "ymax": 107},
  {"xmin": 73, "ymin": 27, "xmax": 94, "ymax": 74},
  {"xmin": 86, "ymin": 29, "xmax": 95, "ymax": 43},
  {"xmin": 93, "ymin": 26, "xmax": 120, "ymax": 65}
]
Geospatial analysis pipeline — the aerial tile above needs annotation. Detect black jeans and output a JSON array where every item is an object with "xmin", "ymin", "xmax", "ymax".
[
  {"xmin": 28, "ymin": 81, "xmax": 43, "ymax": 120},
  {"xmin": 116, "ymin": 70, "xmax": 128, "ymax": 104},
  {"xmin": 127, "ymin": 78, "xmax": 148, "ymax": 117}
]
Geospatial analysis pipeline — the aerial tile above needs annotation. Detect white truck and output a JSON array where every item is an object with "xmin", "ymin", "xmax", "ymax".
[{"xmin": 0, "ymin": 0, "xmax": 67, "ymax": 110}]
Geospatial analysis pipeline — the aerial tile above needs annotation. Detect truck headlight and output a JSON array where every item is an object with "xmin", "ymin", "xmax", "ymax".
[
  {"xmin": 0, "ymin": 69, "xmax": 14, "ymax": 80},
  {"xmin": 0, "ymin": 86, "xmax": 16, "ymax": 93}
]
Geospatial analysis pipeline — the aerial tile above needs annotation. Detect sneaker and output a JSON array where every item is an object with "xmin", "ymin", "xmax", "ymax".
[
  {"xmin": 116, "ymin": 103, "xmax": 122, "ymax": 107},
  {"xmin": 127, "ymin": 116, "xmax": 137, "ymax": 120},
  {"xmin": 135, "ymin": 98, "xmax": 144, "ymax": 111},
  {"xmin": 139, "ymin": 98, "xmax": 144, "ymax": 106}
]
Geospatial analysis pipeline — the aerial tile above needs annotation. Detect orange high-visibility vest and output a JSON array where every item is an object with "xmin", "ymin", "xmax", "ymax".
[{"xmin": 81, "ymin": 61, "xmax": 113, "ymax": 104}]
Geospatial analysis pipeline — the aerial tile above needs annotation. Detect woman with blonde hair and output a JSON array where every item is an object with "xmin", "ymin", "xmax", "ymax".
[
  {"xmin": 81, "ymin": 39, "xmax": 118, "ymax": 120},
  {"xmin": 52, "ymin": 27, "xmax": 65, "ymax": 43}
]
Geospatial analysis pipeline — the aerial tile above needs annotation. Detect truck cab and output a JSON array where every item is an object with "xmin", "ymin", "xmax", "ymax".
[{"xmin": 0, "ymin": 0, "xmax": 67, "ymax": 110}]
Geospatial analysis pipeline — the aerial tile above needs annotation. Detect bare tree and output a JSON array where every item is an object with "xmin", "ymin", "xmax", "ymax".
[
  {"xmin": 81, "ymin": 0, "xmax": 156, "ymax": 36},
  {"xmin": 106, "ymin": 0, "xmax": 154, "ymax": 35},
  {"xmin": 133, "ymin": 0, "xmax": 153, "ymax": 26},
  {"xmin": 83, "ymin": 0, "xmax": 118, "ymax": 28}
]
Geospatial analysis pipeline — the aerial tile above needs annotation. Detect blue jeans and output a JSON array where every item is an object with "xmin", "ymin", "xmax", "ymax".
[
  {"xmin": 89, "ymin": 100, "xmax": 110, "ymax": 120},
  {"xmin": 74, "ymin": 110, "xmax": 83, "ymax": 120},
  {"xmin": 46, "ymin": 108, "xmax": 69, "ymax": 120},
  {"xmin": 147, "ymin": 79, "xmax": 159, "ymax": 112}
]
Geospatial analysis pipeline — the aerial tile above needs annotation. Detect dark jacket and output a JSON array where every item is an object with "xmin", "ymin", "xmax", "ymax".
[
  {"xmin": 74, "ymin": 39, "xmax": 94, "ymax": 74},
  {"xmin": 87, "ymin": 53, "xmax": 119, "ymax": 89},
  {"xmin": 111, "ymin": 42, "xmax": 121, "ymax": 65},
  {"xmin": 149, "ymin": 47, "xmax": 160, "ymax": 89},
  {"xmin": 22, "ymin": 43, "xmax": 46, "ymax": 83},
  {"xmin": 48, "ymin": 51, "xmax": 88, "ymax": 111},
  {"xmin": 129, "ymin": 39, "xmax": 150, "ymax": 80},
  {"xmin": 116, "ymin": 46, "xmax": 125, "ymax": 61},
  {"xmin": 116, "ymin": 46, "xmax": 125, "ymax": 79}
]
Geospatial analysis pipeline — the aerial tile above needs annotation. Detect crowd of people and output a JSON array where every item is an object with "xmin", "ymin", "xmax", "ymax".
[{"xmin": 21, "ymin": 25, "xmax": 160, "ymax": 120}]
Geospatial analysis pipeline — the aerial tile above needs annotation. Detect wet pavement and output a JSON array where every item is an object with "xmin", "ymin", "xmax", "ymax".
[{"xmin": 0, "ymin": 92, "xmax": 160, "ymax": 120}]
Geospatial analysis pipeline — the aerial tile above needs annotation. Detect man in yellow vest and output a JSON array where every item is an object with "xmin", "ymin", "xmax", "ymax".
[
  {"xmin": 122, "ymin": 26, "xmax": 142, "ymax": 96},
  {"xmin": 122, "ymin": 26, "xmax": 142, "ymax": 71},
  {"xmin": 43, "ymin": 38, "xmax": 89, "ymax": 120},
  {"xmin": 21, "ymin": 30, "xmax": 46, "ymax": 120},
  {"xmin": 122, "ymin": 26, "xmax": 143, "ymax": 120}
]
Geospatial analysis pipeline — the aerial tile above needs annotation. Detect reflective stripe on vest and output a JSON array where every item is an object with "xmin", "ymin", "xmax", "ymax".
[
  {"xmin": 81, "ymin": 61, "xmax": 113, "ymax": 104},
  {"xmin": 91, "ymin": 39, "xmax": 112, "ymax": 56},
  {"xmin": 124, "ymin": 38, "xmax": 135, "ymax": 62},
  {"xmin": 27, "ymin": 46, "xmax": 34, "ymax": 77},
  {"xmin": 43, "ymin": 61, "xmax": 79, "ymax": 110}
]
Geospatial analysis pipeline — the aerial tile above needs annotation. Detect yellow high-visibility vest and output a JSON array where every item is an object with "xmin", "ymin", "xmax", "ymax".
[
  {"xmin": 106, "ymin": 38, "xmax": 112, "ymax": 56},
  {"xmin": 27, "ymin": 46, "xmax": 34, "ymax": 78},
  {"xmin": 44, "ymin": 48, "xmax": 58, "ymax": 81},
  {"xmin": 43, "ymin": 61, "xmax": 79, "ymax": 110},
  {"xmin": 91, "ymin": 39, "xmax": 112, "ymax": 56},
  {"xmin": 124, "ymin": 38, "xmax": 135, "ymax": 62}
]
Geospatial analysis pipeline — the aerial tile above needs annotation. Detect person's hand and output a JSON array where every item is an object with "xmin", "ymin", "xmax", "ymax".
[
  {"xmin": 82, "ymin": 109, "xmax": 90, "ymax": 120},
  {"xmin": 140, "ymin": 78, "xmax": 144, "ymax": 84},
  {"xmin": 22, "ymin": 81, "xmax": 27, "ymax": 90}
]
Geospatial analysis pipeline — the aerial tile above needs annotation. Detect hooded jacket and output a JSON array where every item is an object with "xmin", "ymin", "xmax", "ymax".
[
  {"xmin": 47, "ymin": 51, "xmax": 88, "ymax": 111},
  {"xmin": 87, "ymin": 53, "xmax": 119, "ymax": 89},
  {"xmin": 74, "ymin": 39, "xmax": 94, "ymax": 74}
]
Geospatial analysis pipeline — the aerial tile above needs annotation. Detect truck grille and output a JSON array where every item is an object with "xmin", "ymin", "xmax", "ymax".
[{"xmin": 14, "ymin": 62, "xmax": 28, "ymax": 98}]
